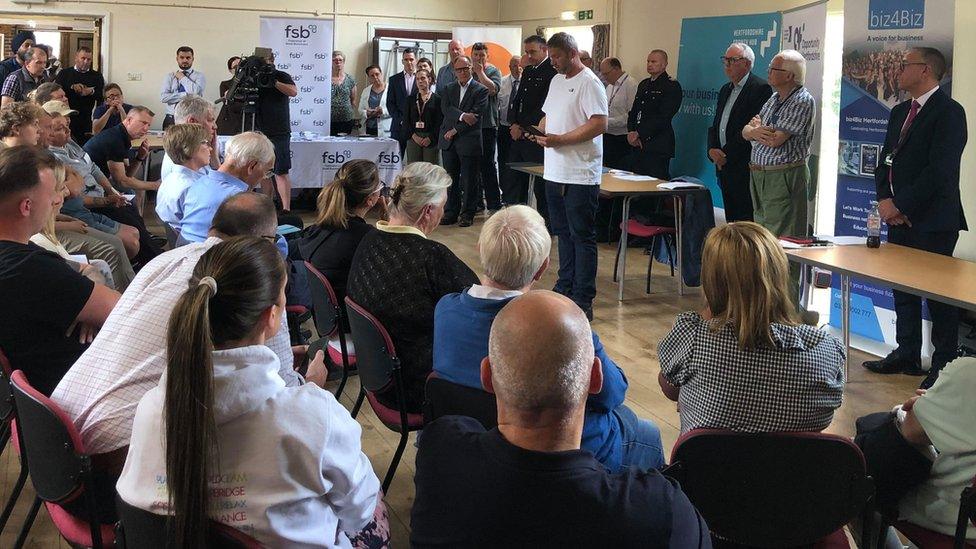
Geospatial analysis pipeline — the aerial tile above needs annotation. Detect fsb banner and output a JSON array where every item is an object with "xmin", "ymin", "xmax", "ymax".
[
  {"xmin": 833, "ymin": 0, "xmax": 954, "ymax": 345},
  {"xmin": 259, "ymin": 17, "xmax": 334, "ymax": 133},
  {"xmin": 453, "ymin": 26, "xmax": 522, "ymax": 77},
  {"xmin": 674, "ymin": 13, "xmax": 781, "ymax": 208}
]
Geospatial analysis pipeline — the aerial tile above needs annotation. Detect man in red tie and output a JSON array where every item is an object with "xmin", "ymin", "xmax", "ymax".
[{"xmin": 863, "ymin": 47, "xmax": 968, "ymax": 389}]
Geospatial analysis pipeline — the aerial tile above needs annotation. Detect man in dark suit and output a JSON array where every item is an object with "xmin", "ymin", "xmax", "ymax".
[
  {"xmin": 506, "ymin": 35, "xmax": 557, "ymax": 218},
  {"xmin": 862, "ymin": 47, "xmax": 968, "ymax": 390},
  {"xmin": 439, "ymin": 55, "xmax": 489, "ymax": 227},
  {"xmin": 707, "ymin": 42, "xmax": 772, "ymax": 222},
  {"xmin": 627, "ymin": 49, "xmax": 682, "ymax": 179},
  {"xmin": 386, "ymin": 47, "xmax": 418, "ymax": 154}
]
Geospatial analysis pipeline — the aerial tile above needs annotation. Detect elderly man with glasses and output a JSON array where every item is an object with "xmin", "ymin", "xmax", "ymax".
[
  {"xmin": 708, "ymin": 42, "xmax": 772, "ymax": 222},
  {"xmin": 176, "ymin": 131, "xmax": 278, "ymax": 245},
  {"xmin": 742, "ymin": 49, "xmax": 816, "ymax": 315}
]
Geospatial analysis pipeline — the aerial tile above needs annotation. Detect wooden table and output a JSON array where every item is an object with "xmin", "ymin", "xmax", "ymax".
[
  {"xmin": 508, "ymin": 162, "xmax": 707, "ymax": 300},
  {"xmin": 785, "ymin": 244, "xmax": 976, "ymax": 375}
]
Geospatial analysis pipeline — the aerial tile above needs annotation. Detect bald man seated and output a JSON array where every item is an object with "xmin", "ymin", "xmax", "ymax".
[
  {"xmin": 412, "ymin": 291, "xmax": 711, "ymax": 547},
  {"xmin": 434, "ymin": 205, "xmax": 663, "ymax": 472}
]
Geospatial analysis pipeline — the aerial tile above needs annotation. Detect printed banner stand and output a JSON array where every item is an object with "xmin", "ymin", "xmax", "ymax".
[
  {"xmin": 259, "ymin": 17, "xmax": 334, "ymax": 133},
  {"xmin": 674, "ymin": 13, "xmax": 781, "ymax": 210},
  {"xmin": 453, "ymin": 26, "xmax": 523, "ymax": 77},
  {"xmin": 834, "ymin": 0, "xmax": 955, "ymax": 357}
]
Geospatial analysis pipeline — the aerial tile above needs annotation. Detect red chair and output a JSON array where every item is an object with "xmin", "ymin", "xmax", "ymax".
[
  {"xmin": 0, "ymin": 349, "xmax": 29, "ymax": 536},
  {"xmin": 305, "ymin": 262, "xmax": 356, "ymax": 400},
  {"xmin": 612, "ymin": 219, "xmax": 676, "ymax": 294},
  {"xmin": 8, "ymin": 370, "xmax": 116, "ymax": 549},
  {"xmin": 666, "ymin": 428, "xmax": 874, "ymax": 549},
  {"xmin": 886, "ymin": 475, "xmax": 976, "ymax": 549},
  {"xmin": 344, "ymin": 296, "xmax": 423, "ymax": 494}
]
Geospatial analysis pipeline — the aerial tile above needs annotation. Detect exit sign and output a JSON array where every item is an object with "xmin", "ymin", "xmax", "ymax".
[{"xmin": 577, "ymin": 9, "xmax": 593, "ymax": 20}]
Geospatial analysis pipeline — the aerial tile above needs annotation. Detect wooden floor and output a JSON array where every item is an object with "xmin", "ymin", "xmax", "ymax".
[{"xmin": 0, "ymin": 210, "xmax": 921, "ymax": 547}]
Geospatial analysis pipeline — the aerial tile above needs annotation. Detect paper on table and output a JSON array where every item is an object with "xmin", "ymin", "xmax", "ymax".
[
  {"xmin": 817, "ymin": 235, "xmax": 867, "ymax": 246},
  {"xmin": 779, "ymin": 240, "xmax": 804, "ymax": 249},
  {"xmin": 658, "ymin": 181, "xmax": 705, "ymax": 190},
  {"xmin": 613, "ymin": 174, "xmax": 659, "ymax": 182},
  {"xmin": 121, "ymin": 193, "xmax": 136, "ymax": 202}
]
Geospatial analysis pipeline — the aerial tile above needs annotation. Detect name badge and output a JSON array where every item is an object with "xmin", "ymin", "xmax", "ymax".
[
  {"xmin": 415, "ymin": 122, "xmax": 425, "ymax": 129},
  {"xmin": 884, "ymin": 153, "xmax": 893, "ymax": 166}
]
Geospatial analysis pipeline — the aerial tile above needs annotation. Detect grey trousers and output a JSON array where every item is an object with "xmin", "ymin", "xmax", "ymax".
[{"xmin": 58, "ymin": 228, "xmax": 136, "ymax": 291}]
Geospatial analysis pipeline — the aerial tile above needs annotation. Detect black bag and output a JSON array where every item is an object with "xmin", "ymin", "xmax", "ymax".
[{"xmin": 854, "ymin": 411, "xmax": 934, "ymax": 516}]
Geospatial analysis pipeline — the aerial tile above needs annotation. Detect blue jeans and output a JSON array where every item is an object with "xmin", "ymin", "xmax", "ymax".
[
  {"xmin": 614, "ymin": 404, "xmax": 665, "ymax": 471},
  {"xmin": 546, "ymin": 182, "xmax": 600, "ymax": 311}
]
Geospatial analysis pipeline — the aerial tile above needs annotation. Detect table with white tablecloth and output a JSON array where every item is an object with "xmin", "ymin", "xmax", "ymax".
[{"xmin": 218, "ymin": 134, "xmax": 402, "ymax": 188}]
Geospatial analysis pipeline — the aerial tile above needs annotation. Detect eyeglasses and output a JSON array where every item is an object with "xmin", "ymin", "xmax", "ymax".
[
  {"xmin": 454, "ymin": 66, "xmax": 472, "ymax": 72},
  {"xmin": 260, "ymin": 234, "xmax": 277, "ymax": 243},
  {"xmin": 768, "ymin": 66, "xmax": 791, "ymax": 74},
  {"xmin": 264, "ymin": 169, "xmax": 276, "ymax": 179},
  {"xmin": 720, "ymin": 56, "xmax": 746, "ymax": 66},
  {"xmin": 899, "ymin": 61, "xmax": 927, "ymax": 70}
]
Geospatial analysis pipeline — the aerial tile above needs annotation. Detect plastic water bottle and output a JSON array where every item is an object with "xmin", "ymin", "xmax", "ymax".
[{"xmin": 866, "ymin": 201, "xmax": 881, "ymax": 249}]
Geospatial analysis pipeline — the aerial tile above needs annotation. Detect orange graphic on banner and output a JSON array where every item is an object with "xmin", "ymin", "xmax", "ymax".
[{"xmin": 465, "ymin": 43, "xmax": 514, "ymax": 77}]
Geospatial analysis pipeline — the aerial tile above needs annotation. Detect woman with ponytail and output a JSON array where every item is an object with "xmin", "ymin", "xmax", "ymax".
[
  {"xmin": 299, "ymin": 159, "xmax": 385, "ymax": 309},
  {"xmin": 117, "ymin": 236, "xmax": 385, "ymax": 547}
]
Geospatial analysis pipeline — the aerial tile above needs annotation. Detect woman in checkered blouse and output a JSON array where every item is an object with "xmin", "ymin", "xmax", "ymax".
[{"xmin": 657, "ymin": 222, "xmax": 845, "ymax": 434}]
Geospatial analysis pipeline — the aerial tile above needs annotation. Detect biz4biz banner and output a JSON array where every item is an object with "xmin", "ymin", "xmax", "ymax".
[
  {"xmin": 260, "ymin": 17, "xmax": 335, "ymax": 133},
  {"xmin": 833, "ymin": 0, "xmax": 954, "ymax": 345}
]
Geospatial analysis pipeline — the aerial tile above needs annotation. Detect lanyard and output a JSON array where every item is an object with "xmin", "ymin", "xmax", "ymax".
[
  {"xmin": 417, "ymin": 93, "xmax": 430, "ymax": 119},
  {"xmin": 608, "ymin": 75, "xmax": 628, "ymax": 107}
]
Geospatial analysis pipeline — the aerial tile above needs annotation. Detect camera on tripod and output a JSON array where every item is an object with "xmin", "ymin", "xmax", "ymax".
[{"xmin": 221, "ymin": 47, "xmax": 278, "ymax": 108}]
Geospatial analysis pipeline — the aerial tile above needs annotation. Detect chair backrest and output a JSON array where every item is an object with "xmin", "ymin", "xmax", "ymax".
[
  {"xmin": 117, "ymin": 497, "xmax": 265, "ymax": 548},
  {"xmin": 344, "ymin": 296, "xmax": 398, "ymax": 394},
  {"xmin": 9, "ymin": 370, "xmax": 89, "ymax": 503},
  {"xmin": 667, "ymin": 428, "xmax": 874, "ymax": 548},
  {"xmin": 0, "ymin": 349, "xmax": 14, "ymax": 424},
  {"xmin": 423, "ymin": 375, "xmax": 498, "ymax": 430},
  {"xmin": 304, "ymin": 261, "xmax": 342, "ymax": 339}
]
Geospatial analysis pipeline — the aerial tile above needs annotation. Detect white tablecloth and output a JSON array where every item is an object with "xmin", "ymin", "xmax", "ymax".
[{"xmin": 218, "ymin": 134, "xmax": 402, "ymax": 189}]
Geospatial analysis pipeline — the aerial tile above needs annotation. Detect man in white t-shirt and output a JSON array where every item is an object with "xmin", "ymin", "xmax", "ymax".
[{"xmin": 530, "ymin": 32, "xmax": 608, "ymax": 320}]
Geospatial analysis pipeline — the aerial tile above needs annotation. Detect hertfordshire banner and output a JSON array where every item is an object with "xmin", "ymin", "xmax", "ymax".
[
  {"xmin": 453, "ymin": 26, "xmax": 522, "ymax": 77},
  {"xmin": 832, "ymin": 0, "xmax": 954, "ymax": 346},
  {"xmin": 674, "ymin": 13, "xmax": 781, "ymax": 208},
  {"xmin": 259, "ymin": 17, "xmax": 334, "ymax": 133}
]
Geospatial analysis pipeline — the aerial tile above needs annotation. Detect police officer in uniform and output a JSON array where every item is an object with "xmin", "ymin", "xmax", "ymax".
[
  {"xmin": 506, "ymin": 35, "xmax": 557, "ymax": 218},
  {"xmin": 627, "ymin": 49, "xmax": 683, "ymax": 179}
]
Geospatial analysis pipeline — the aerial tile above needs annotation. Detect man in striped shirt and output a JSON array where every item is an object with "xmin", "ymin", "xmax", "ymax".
[{"xmin": 743, "ymin": 49, "xmax": 814, "ymax": 307}]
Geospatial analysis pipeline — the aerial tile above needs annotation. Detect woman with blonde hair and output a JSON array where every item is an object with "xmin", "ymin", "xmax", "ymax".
[
  {"xmin": 30, "ymin": 161, "xmax": 116, "ymax": 288},
  {"xmin": 330, "ymin": 50, "xmax": 358, "ymax": 135},
  {"xmin": 347, "ymin": 162, "xmax": 478, "ymax": 412},
  {"xmin": 300, "ymin": 159, "xmax": 386, "ymax": 311},
  {"xmin": 657, "ymin": 221, "xmax": 844, "ymax": 434},
  {"xmin": 156, "ymin": 123, "xmax": 213, "ymax": 241}
]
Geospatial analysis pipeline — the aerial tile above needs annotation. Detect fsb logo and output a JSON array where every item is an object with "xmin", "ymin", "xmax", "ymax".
[
  {"xmin": 314, "ymin": 75, "xmax": 326, "ymax": 82},
  {"xmin": 313, "ymin": 97, "xmax": 326, "ymax": 104},
  {"xmin": 292, "ymin": 74, "xmax": 302, "ymax": 82},
  {"xmin": 289, "ymin": 52, "xmax": 302, "ymax": 59},
  {"xmin": 322, "ymin": 149, "xmax": 352, "ymax": 164},
  {"xmin": 284, "ymin": 24, "xmax": 318, "ymax": 38},
  {"xmin": 300, "ymin": 85, "xmax": 313, "ymax": 93},
  {"xmin": 301, "ymin": 64, "xmax": 314, "ymax": 71},
  {"xmin": 300, "ymin": 108, "xmax": 312, "ymax": 115},
  {"xmin": 377, "ymin": 152, "xmax": 401, "ymax": 165},
  {"xmin": 314, "ymin": 52, "xmax": 328, "ymax": 60}
]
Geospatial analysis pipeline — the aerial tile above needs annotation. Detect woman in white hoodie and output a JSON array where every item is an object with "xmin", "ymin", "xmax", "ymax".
[{"xmin": 117, "ymin": 236, "xmax": 386, "ymax": 547}]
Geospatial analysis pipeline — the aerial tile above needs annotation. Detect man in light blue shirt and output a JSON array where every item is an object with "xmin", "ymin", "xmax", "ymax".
[
  {"xmin": 160, "ymin": 46, "xmax": 206, "ymax": 129},
  {"xmin": 178, "ymin": 131, "xmax": 275, "ymax": 244}
]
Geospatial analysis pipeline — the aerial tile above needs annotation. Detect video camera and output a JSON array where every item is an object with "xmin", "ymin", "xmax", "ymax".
[{"xmin": 220, "ymin": 47, "xmax": 278, "ymax": 108}]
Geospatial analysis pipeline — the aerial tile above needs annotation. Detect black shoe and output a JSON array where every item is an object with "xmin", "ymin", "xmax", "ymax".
[
  {"xmin": 458, "ymin": 215, "xmax": 473, "ymax": 228},
  {"xmin": 862, "ymin": 354, "xmax": 921, "ymax": 375},
  {"xmin": 901, "ymin": 364, "xmax": 929, "ymax": 376},
  {"xmin": 439, "ymin": 216, "xmax": 458, "ymax": 226}
]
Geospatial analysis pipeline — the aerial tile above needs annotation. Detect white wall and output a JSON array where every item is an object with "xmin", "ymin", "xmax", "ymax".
[{"xmin": 0, "ymin": 0, "xmax": 498, "ymax": 127}]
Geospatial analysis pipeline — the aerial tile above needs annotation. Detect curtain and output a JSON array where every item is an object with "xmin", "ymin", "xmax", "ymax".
[{"xmin": 591, "ymin": 24, "xmax": 610, "ymax": 64}]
